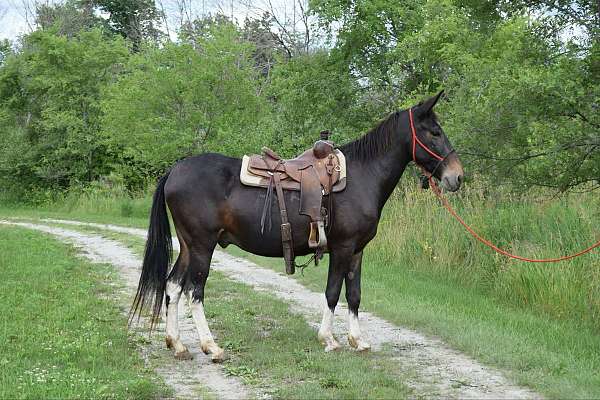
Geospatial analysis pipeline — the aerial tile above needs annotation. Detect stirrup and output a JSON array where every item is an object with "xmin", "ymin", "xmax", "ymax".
[{"xmin": 308, "ymin": 221, "xmax": 327, "ymax": 249}]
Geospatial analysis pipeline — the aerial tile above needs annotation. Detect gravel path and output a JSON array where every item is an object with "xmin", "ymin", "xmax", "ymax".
[{"xmin": 39, "ymin": 218, "xmax": 541, "ymax": 399}]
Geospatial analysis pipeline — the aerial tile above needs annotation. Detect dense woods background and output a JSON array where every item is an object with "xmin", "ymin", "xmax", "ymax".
[{"xmin": 0, "ymin": 0, "xmax": 598, "ymax": 202}]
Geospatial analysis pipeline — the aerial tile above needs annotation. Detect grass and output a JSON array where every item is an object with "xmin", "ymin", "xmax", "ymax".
[
  {"xmin": 77, "ymin": 225, "xmax": 412, "ymax": 399},
  {"xmin": 225, "ymin": 249, "xmax": 600, "ymax": 399},
  {"xmin": 2, "ymin": 180, "xmax": 599, "ymax": 398},
  {"xmin": 223, "ymin": 184, "xmax": 600, "ymax": 399},
  {"xmin": 0, "ymin": 183, "xmax": 152, "ymax": 228},
  {"xmin": 0, "ymin": 226, "xmax": 170, "ymax": 399},
  {"xmin": 209, "ymin": 273, "xmax": 411, "ymax": 399}
]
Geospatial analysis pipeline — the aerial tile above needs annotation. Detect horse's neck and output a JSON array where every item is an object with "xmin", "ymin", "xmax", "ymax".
[
  {"xmin": 376, "ymin": 147, "xmax": 410, "ymax": 208},
  {"xmin": 353, "ymin": 143, "xmax": 411, "ymax": 211}
]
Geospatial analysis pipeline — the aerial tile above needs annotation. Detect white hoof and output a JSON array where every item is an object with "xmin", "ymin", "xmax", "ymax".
[
  {"xmin": 318, "ymin": 331, "xmax": 341, "ymax": 352},
  {"xmin": 324, "ymin": 339, "xmax": 341, "ymax": 352},
  {"xmin": 348, "ymin": 335, "xmax": 371, "ymax": 352},
  {"xmin": 201, "ymin": 340, "xmax": 225, "ymax": 362},
  {"xmin": 210, "ymin": 346, "xmax": 226, "ymax": 363}
]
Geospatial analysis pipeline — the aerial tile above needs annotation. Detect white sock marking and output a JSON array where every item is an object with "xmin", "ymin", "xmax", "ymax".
[
  {"xmin": 348, "ymin": 310, "xmax": 370, "ymax": 351},
  {"xmin": 318, "ymin": 303, "xmax": 340, "ymax": 351},
  {"xmin": 185, "ymin": 293, "xmax": 223, "ymax": 359},
  {"xmin": 165, "ymin": 281, "xmax": 187, "ymax": 353}
]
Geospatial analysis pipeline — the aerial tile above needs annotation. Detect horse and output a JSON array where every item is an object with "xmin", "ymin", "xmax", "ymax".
[{"xmin": 130, "ymin": 91, "xmax": 464, "ymax": 362}]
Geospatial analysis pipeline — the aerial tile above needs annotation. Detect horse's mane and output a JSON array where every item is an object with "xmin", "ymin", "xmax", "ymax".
[{"xmin": 339, "ymin": 111, "xmax": 401, "ymax": 162}]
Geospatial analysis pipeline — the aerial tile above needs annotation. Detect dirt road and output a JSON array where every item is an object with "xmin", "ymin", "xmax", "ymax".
[{"xmin": 2, "ymin": 218, "xmax": 541, "ymax": 399}]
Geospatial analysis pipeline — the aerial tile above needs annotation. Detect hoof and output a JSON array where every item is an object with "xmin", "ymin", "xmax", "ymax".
[
  {"xmin": 319, "ymin": 332, "xmax": 341, "ymax": 352},
  {"xmin": 324, "ymin": 340, "xmax": 341, "ymax": 352},
  {"xmin": 174, "ymin": 349, "xmax": 193, "ymax": 360},
  {"xmin": 210, "ymin": 347, "xmax": 226, "ymax": 363},
  {"xmin": 200, "ymin": 343, "xmax": 210, "ymax": 355},
  {"xmin": 348, "ymin": 335, "xmax": 371, "ymax": 352}
]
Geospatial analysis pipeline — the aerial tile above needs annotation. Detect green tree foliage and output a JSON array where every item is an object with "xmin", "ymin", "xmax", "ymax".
[
  {"xmin": 0, "ymin": 28, "xmax": 129, "ymax": 198},
  {"xmin": 312, "ymin": 0, "xmax": 599, "ymax": 191},
  {"xmin": 91, "ymin": 0, "xmax": 163, "ymax": 50},
  {"xmin": 101, "ymin": 22, "xmax": 272, "ymax": 186},
  {"xmin": 0, "ymin": 39, "xmax": 11, "ymax": 65},
  {"xmin": 34, "ymin": 0, "xmax": 101, "ymax": 37},
  {"xmin": 268, "ymin": 51, "xmax": 379, "ymax": 156},
  {"xmin": 242, "ymin": 14, "xmax": 290, "ymax": 77},
  {"xmin": 0, "ymin": 1, "xmax": 598, "ymax": 198}
]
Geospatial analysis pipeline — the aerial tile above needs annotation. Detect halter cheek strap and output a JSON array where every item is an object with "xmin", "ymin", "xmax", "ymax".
[{"xmin": 408, "ymin": 107, "xmax": 454, "ymax": 178}]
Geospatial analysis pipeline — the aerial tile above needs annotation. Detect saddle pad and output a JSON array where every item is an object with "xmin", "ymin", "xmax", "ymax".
[{"xmin": 240, "ymin": 149, "xmax": 347, "ymax": 192}]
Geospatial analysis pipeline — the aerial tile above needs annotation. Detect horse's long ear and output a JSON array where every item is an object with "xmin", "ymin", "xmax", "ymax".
[{"xmin": 417, "ymin": 90, "xmax": 444, "ymax": 116}]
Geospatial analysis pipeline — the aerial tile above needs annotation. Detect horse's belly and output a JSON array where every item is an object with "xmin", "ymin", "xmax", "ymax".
[{"xmin": 217, "ymin": 186, "xmax": 313, "ymax": 257}]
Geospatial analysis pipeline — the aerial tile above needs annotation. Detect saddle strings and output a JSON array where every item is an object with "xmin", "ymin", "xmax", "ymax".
[{"xmin": 259, "ymin": 158, "xmax": 278, "ymax": 234}]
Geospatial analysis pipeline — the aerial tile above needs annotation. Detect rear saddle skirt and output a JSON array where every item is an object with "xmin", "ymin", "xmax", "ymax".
[{"xmin": 240, "ymin": 142, "xmax": 347, "ymax": 274}]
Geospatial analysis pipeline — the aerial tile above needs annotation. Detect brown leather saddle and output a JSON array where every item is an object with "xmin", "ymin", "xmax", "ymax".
[{"xmin": 240, "ymin": 130, "xmax": 346, "ymax": 274}]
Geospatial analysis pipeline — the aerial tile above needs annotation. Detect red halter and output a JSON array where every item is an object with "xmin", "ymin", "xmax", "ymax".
[{"xmin": 408, "ymin": 107, "xmax": 453, "ymax": 178}]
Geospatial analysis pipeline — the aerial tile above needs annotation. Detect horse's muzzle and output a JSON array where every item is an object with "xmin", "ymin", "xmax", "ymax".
[{"xmin": 441, "ymin": 157, "xmax": 464, "ymax": 192}]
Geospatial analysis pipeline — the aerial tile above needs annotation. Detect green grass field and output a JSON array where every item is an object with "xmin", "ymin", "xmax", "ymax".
[
  {"xmin": 1, "ymin": 180, "xmax": 599, "ymax": 398},
  {"xmin": 46, "ymin": 220, "xmax": 413, "ymax": 399},
  {"xmin": 0, "ymin": 227, "xmax": 170, "ymax": 399},
  {"xmin": 224, "ymin": 185, "xmax": 600, "ymax": 398}
]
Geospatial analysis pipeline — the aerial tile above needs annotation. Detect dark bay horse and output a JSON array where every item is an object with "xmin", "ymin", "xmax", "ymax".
[{"xmin": 131, "ymin": 91, "xmax": 464, "ymax": 361}]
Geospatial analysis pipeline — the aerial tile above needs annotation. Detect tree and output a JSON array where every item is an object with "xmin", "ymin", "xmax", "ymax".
[
  {"xmin": 34, "ymin": 0, "xmax": 101, "ymax": 37},
  {"xmin": 101, "ymin": 22, "xmax": 273, "ymax": 187},
  {"xmin": 0, "ymin": 39, "xmax": 11, "ymax": 65},
  {"xmin": 92, "ymin": 0, "xmax": 163, "ymax": 50},
  {"xmin": 311, "ymin": 0, "xmax": 599, "ymax": 192},
  {"xmin": 0, "ymin": 28, "xmax": 129, "ymax": 196},
  {"xmin": 268, "ymin": 51, "xmax": 379, "ymax": 156},
  {"xmin": 242, "ymin": 13, "xmax": 290, "ymax": 77}
]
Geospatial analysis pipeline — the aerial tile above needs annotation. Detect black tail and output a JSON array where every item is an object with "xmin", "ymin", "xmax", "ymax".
[{"xmin": 129, "ymin": 173, "xmax": 173, "ymax": 329}]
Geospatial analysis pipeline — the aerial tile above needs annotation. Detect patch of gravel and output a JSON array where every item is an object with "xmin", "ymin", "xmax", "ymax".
[
  {"xmin": 0, "ymin": 220, "xmax": 251, "ymax": 400},
  {"xmin": 40, "ymin": 218, "xmax": 542, "ymax": 399}
]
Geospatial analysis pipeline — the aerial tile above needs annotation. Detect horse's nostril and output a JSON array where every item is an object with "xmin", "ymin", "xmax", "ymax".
[{"xmin": 457, "ymin": 175, "xmax": 463, "ymax": 185}]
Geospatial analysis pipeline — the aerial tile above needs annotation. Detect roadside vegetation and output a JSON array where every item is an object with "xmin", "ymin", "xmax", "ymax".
[
  {"xmin": 2, "ymin": 178, "xmax": 599, "ymax": 398},
  {"xmin": 227, "ymin": 184, "xmax": 600, "ymax": 399},
  {"xmin": 50, "ymin": 222, "xmax": 412, "ymax": 399},
  {"xmin": 0, "ymin": 226, "xmax": 170, "ymax": 399}
]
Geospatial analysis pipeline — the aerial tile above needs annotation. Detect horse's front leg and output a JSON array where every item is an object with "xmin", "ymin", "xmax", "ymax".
[
  {"xmin": 318, "ymin": 247, "xmax": 352, "ymax": 352},
  {"xmin": 345, "ymin": 251, "xmax": 370, "ymax": 351}
]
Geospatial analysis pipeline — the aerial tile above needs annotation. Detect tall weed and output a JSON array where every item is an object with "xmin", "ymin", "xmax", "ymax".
[{"xmin": 369, "ymin": 182, "xmax": 600, "ymax": 330}]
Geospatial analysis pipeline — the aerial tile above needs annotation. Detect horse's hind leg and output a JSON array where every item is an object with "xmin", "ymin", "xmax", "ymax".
[
  {"xmin": 165, "ymin": 256, "xmax": 193, "ymax": 360},
  {"xmin": 184, "ymin": 243, "xmax": 225, "ymax": 363}
]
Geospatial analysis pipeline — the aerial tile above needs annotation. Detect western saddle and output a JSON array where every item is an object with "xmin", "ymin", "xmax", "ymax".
[{"xmin": 240, "ymin": 131, "xmax": 347, "ymax": 274}]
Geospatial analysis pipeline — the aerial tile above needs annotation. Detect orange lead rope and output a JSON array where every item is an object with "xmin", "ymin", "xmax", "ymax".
[
  {"xmin": 428, "ymin": 177, "xmax": 600, "ymax": 262},
  {"xmin": 408, "ymin": 108, "xmax": 600, "ymax": 263}
]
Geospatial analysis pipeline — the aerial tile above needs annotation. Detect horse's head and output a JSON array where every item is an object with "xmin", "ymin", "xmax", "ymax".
[{"xmin": 410, "ymin": 91, "xmax": 464, "ymax": 192}]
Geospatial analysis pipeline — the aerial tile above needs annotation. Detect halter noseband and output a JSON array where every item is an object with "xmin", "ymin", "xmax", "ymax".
[{"xmin": 408, "ymin": 107, "xmax": 455, "ymax": 178}]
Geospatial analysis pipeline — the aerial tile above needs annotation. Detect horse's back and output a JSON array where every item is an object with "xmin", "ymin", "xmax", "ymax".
[
  {"xmin": 163, "ymin": 153, "xmax": 241, "ymax": 233},
  {"xmin": 165, "ymin": 153, "xmax": 241, "ymax": 196}
]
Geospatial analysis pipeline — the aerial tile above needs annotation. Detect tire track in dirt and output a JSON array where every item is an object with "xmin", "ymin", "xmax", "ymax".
[
  {"xmin": 0, "ymin": 220, "xmax": 251, "ymax": 400},
  {"xmin": 41, "ymin": 218, "xmax": 541, "ymax": 399}
]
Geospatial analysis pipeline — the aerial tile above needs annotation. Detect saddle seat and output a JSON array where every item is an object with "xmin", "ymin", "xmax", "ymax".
[
  {"xmin": 243, "ymin": 145, "xmax": 346, "ymax": 193},
  {"xmin": 240, "ymin": 133, "xmax": 347, "ymax": 275}
]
